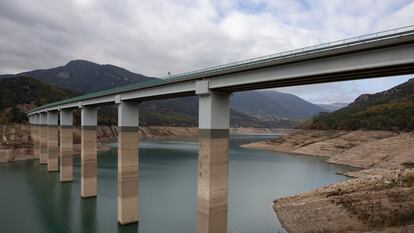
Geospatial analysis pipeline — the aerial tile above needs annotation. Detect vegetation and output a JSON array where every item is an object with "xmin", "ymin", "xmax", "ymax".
[
  {"xmin": 305, "ymin": 78, "xmax": 414, "ymax": 131},
  {"xmin": 5, "ymin": 60, "xmax": 332, "ymax": 128},
  {"xmin": 20, "ymin": 60, "xmax": 157, "ymax": 93},
  {"xmin": 0, "ymin": 76, "xmax": 77, "ymax": 124}
]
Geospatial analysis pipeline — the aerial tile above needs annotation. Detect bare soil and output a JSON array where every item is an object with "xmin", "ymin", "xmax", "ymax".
[{"xmin": 242, "ymin": 130, "xmax": 414, "ymax": 233}]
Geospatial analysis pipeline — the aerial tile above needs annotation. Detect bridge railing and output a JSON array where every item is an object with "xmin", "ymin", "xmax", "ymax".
[
  {"xmin": 28, "ymin": 25, "xmax": 414, "ymax": 113},
  {"xmin": 164, "ymin": 25, "xmax": 414, "ymax": 81}
]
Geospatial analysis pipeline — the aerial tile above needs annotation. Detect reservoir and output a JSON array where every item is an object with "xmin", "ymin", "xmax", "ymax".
[{"xmin": 0, "ymin": 134, "xmax": 351, "ymax": 233}]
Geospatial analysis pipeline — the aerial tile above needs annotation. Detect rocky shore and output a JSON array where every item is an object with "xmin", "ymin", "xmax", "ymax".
[
  {"xmin": 0, "ymin": 124, "xmax": 282, "ymax": 163},
  {"xmin": 0, "ymin": 124, "xmax": 199, "ymax": 162},
  {"xmin": 242, "ymin": 130, "xmax": 414, "ymax": 233}
]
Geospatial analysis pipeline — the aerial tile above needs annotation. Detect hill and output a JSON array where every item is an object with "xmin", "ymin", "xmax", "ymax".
[
  {"xmin": 19, "ymin": 60, "xmax": 157, "ymax": 93},
  {"xmin": 98, "ymin": 97, "xmax": 296, "ymax": 128},
  {"xmin": 0, "ymin": 76, "xmax": 77, "ymax": 123},
  {"xmin": 3, "ymin": 60, "xmax": 328, "ymax": 127},
  {"xmin": 231, "ymin": 90, "xmax": 325, "ymax": 119},
  {"xmin": 317, "ymin": 102, "xmax": 349, "ymax": 112},
  {"xmin": 0, "ymin": 76, "xmax": 283, "ymax": 127},
  {"xmin": 306, "ymin": 78, "xmax": 414, "ymax": 130},
  {"xmin": 139, "ymin": 97, "xmax": 299, "ymax": 128}
]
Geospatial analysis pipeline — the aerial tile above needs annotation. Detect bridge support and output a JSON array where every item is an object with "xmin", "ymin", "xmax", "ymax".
[
  {"xmin": 60, "ymin": 109, "xmax": 73, "ymax": 182},
  {"xmin": 33, "ymin": 114, "xmax": 40, "ymax": 159},
  {"xmin": 47, "ymin": 111, "xmax": 59, "ymax": 172},
  {"xmin": 197, "ymin": 89, "xmax": 230, "ymax": 233},
  {"xmin": 81, "ymin": 106, "xmax": 98, "ymax": 198},
  {"xmin": 39, "ymin": 112, "xmax": 48, "ymax": 165},
  {"xmin": 117, "ymin": 101, "xmax": 139, "ymax": 225}
]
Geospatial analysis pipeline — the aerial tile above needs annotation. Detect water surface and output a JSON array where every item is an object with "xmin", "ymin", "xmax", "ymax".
[{"xmin": 0, "ymin": 134, "xmax": 351, "ymax": 233}]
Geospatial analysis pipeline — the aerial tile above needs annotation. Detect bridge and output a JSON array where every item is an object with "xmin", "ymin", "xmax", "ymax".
[{"xmin": 27, "ymin": 25, "xmax": 414, "ymax": 232}]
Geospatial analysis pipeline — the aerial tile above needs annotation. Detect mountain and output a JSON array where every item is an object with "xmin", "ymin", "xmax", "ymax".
[
  {"xmin": 139, "ymin": 97, "xmax": 297, "ymax": 128},
  {"xmin": 0, "ymin": 76, "xmax": 77, "ymax": 123},
  {"xmin": 3, "ymin": 60, "xmax": 328, "ymax": 127},
  {"xmin": 0, "ymin": 75, "xmax": 285, "ymax": 127},
  {"xmin": 306, "ymin": 78, "xmax": 414, "ymax": 130},
  {"xmin": 231, "ymin": 90, "xmax": 325, "ymax": 119},
  {"xmin": 0, "ymin": 74, "xmax": 14, "ymax": 79},
  {"xmin": 137, "ymin": 90, "xmax": 322, "ymax": 127},
  {"xmin": 19, "ymin": 60, "xmax": 157, "ymax": 93},
  {"xmin": 317, "ymin": 102, "xmax": 349, "ymax": 112}
]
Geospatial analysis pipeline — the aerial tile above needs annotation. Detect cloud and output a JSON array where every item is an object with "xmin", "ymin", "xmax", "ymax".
[
  {"xmin": 275, "ymin": 75, "xmax": 413, "ymax": 104},
  {"xmin": 0, "ymin": 0, "xmax": 414, "ymax": 103}
]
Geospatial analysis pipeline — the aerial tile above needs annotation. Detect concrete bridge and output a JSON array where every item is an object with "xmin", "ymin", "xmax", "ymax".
[{"xmin": 27, "ymin": 25, "xmax": 414, "ymax": 232}]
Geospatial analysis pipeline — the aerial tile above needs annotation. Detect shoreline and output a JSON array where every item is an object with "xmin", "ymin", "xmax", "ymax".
[
  {"xmin": 0, "ymin": 124, "xmax": 288, "ymax": 162},
  {"xmin": 241, "ymin": 129, "xmax": 414, "ymax": 233},
  {"xmin": 241, "ymin": 129, "xmax": 414, "ymax": 170}
]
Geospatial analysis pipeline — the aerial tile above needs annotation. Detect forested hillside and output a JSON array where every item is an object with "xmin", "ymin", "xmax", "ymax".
[
  {"xmin": 2, "ymin": 60, "xmax": 329, "ymax": 127},
  {"xmin": 20, "ymin": 60, "xmax": 157, "ymax": 93},
  {"xmin": 305, "ymin": 78, "xmax": 414, "ymax": 130},
  {"xmin": 0, "ymin": 76, "xmax": 77, "ymax": 123}
]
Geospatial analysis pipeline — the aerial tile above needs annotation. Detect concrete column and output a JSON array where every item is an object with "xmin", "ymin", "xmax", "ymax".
[
  {"xmin": 47, "ymin": 111, "xmax": 59, "ymax": 172},
  {"xmin": 29, "ymin": 115, "xmax": 34, "ymax": 156},
  {"xmin": 33, "ymin": 114, "xmax": 40, "ymax": 159},
  {"xmin": 197, "ymin": 88, "xmax": 230, "ymax": 233},
  {"xmin": 81, "ymin": 106, "xmax": 98, "ymax": 198},
  {"xmin": 39, "ymin": 112, "xmax": 48, "ymax": 165},
  {"xmin": 117, "ymin": 101, "xmax": 139, "ymax": 225},
  {"xmin": 60, "ymin": 109, "xmax": 73, "ymax": 182}
]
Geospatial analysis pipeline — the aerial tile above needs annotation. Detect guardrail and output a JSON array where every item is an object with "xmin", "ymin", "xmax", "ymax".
[
  {"xmin": 164, "ymin": 25, "xmax": 414, "ymax": 81},
  {"xmin": 28, "ymin": 25, "xmax": 414, "ymax": 113}
]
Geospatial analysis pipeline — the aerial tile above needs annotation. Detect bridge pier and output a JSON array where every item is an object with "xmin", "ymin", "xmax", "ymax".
[
  {"xmin": 29, "ymin": 115, "xmax": 33, "ymax": 138},
  {"xmin": 60, "ymin": 109, "xmax": 73, "ymax": 182},
  {"xmin": 39, "ymin": 112, "xmax": 48, "ymax": 165},
  {"xmin": 33, "ymin": 114, "xmax": 40, "ymax": 159},
  {"xmin": 80, "ymin": 106, "xmax": 98, "ymax": 198},
  {"xmin": 197, "ymin": 88, "xmax": 230, "ymax": 233},
  {"xmin": 117, "ymin": 101, "xmax": 140, "ymax": 225},
  {"xmin": 47, "ymin": 111, "xmax": 59, "ymax": 172}
]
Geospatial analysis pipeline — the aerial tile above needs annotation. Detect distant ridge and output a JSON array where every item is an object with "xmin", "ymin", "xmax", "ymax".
[
  {"xmin": 0, "ymin": 76, "xmax": 77, "ymax": 123},
  {"xmin": 306, "ymin": 78, "xmax": 414, "ymax": 130},
  {"xmin": 232, "ymin": 90, "xmax": 326, "ymax": 120},
  {"xmin": 5, "ymin": 60, "xmax": 328, "ymax": 127},
  {"xmin": 317, "ymin": 102, "xmax": 349, "ymax": 112},
  {"xmin": 19, "ymin": 60, "xmax": 157, "ymax": 93}
]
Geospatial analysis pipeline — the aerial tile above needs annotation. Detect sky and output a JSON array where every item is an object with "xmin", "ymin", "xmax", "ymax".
[{"xmin": 1, "ymin": 0, "xmax": 414, "ymax": 104}]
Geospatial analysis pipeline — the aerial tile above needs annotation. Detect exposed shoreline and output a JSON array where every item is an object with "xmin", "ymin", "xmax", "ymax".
[
  {"xmin": 0, "ymin": 124, "xmax": 286, "ymax": 162},
  {"xmin": 241, "ymin": 129, "xmax": 414, "ymax": 233}
]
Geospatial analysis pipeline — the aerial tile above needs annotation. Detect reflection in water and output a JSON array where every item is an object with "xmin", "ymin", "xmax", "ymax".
[
  {"xmin": 80, "ymin": 198, "xmax": 97, "ymax": 233},
  {"xmin": 58, "ymin": 181, "xmax": 73, "ymax": 232},
  {"xmin": 27, "ymin": 162, "xmax": 62, "ymax": 232},
  {"xmin": 117, "ymin": 222, "xmax": 138, "ymax": 233},
  {"xmin": 0, "ymin": 134, "xmax": 352, "ymax": 233}
]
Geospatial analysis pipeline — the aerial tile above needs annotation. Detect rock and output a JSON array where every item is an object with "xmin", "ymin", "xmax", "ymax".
[
  {"xmin": 274, "ymin": 169, "xmax": 414, "ymax": 233},
  {"xmin": 241, "ymin": 130, "xmax": 414, "ymax": 233},
  {"xmin": 241, "ymin": 130, "xmax": 413, "ymax": 169}
]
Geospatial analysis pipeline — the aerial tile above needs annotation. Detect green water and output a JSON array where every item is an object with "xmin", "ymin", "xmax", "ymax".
[{"xmin": 0, "ymin": 134, "xmax": 351, "ymax": 233}]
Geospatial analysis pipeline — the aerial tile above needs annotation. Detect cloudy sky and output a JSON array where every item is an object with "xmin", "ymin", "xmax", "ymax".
[{"xmin": 1, "ymin": 0, "xmax": 414, "ymax": 104}]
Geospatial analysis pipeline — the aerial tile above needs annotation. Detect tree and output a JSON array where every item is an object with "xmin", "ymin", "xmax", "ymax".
[{"xmin": 7, "ymin": 107, "xmax": 27, "ymax": 123}]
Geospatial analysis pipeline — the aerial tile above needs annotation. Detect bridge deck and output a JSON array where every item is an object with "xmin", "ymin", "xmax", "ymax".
[{"xmin": 28, "ymin": 25, "xmax": 414, "ymax": 114}]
